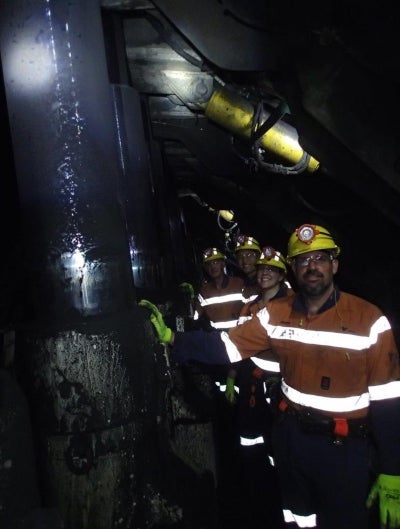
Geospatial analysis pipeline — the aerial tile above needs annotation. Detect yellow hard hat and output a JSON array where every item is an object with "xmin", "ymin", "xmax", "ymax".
[
  {"xmin": 235, "ymin": 235, "xmax": 261, "ymax": 254},
  {"xmin": 257, "ymin": 246, "xmax": 287, "ymax": 272},
  {"xmin": 202, "ymin": 247, "xmax": 226, "ymax": 263},
  {"xmin": 287, "ymin": 224, "xmax": 341, "ymax": 262}
]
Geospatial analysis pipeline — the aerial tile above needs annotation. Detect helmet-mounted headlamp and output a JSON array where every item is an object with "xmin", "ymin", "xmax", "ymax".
[
  {"xmin": 287, "ymin": 223, "xmax": 341, "ymax": 261},
  {"xmin": 235, "ymin": 234, "xmax": 261, "ymax": 254},
  {"xmin": 296, "ymin": 224, "xmax": 320, "ymax": 244},
  {"xmin": 257, "ymin": 246, "xmax": 287, "ymax": 271},
  {"xmin": 261, "ymin": 246, "xmax": 276, "ymax": 259},
  {"xmin": 202, "ymin": 247, "xmax": 226, "ymax": 263}
]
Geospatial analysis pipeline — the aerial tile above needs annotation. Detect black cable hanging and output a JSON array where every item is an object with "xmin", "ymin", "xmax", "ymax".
[{"xmin": 250, "ymin": 100, "xmax": 311, "ymax": 175}]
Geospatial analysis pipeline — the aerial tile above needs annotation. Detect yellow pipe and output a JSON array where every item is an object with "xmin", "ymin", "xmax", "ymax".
[{"xmin": 205, "ymin": 87, "xmax": 319, "ymax": 173}]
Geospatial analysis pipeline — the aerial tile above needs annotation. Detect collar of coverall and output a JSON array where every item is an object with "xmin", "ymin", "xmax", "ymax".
[{"xmin": 293, "ymin": 285, "xmax": 340, "ymax": 315}]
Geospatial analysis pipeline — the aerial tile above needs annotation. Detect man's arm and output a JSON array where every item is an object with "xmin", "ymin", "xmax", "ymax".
[{"xmin": 140, "ymin": 299, "xmax": 272, "ymax": 366}]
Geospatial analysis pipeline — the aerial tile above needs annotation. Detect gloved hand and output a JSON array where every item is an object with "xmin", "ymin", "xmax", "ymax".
[
  {"xmin": 366, "ymin": 473, "xmax": 400, "ymax": 528},
  {"xmin": 225, "ymin": 375, "xmax": 237, "ymax": 405},
  {"xmin": 179, "ymin": 282, "xmax": 195, "ymax": 300},
  {"xmin": 138, "ymin": 299, "xmax": 173, "ymax": 344}
]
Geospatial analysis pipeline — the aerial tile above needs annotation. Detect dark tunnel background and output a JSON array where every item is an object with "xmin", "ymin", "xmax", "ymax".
[
  {"xmin": 0, "ymin": 1, "xmax": 400, "ymax": 528},
  {"xmin": 1, "ymin": 1, "xmax": 400, "ymax": 340}
]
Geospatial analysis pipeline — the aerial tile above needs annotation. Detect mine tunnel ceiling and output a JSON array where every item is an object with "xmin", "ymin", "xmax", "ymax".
[{"xmin": 101, "ymin": 0, "xmax": 400, "ymax": 238}]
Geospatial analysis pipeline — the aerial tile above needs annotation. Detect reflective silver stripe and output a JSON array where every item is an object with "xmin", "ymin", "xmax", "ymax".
[
  {"xmin": 221, "ymin": 324, "xmax": 280, "ymax": 373},
  {"xmin": 215, "ymin": 381, "xmax": 239, "ymax": 393},
  {"xmin": 243, "ymin": 294, "xmax": 258, "ymax": 303},
  {"xmin": 283, "ymin": 510, "xmax": 317, "ymax": 528},
  {"xmin": 240, "ymin": 435, "xmax": 264, "ymax": 446},
  {"xmin": 257, "ymin": 308, "xmax": 270, "ymax": 325},
  {"xmin": 282, "ymin": 379, "xmax": 370, "ymax": 412},
  {"xmin": 369, "ymin": 380, "xmax": 400, "ymax": 400},
  {"xmin": 199, "ymin": 293, "xmax": 243, "ymax": 306},
  {"xmin": 257, "ymin": 310, "xmax": 392, "ymax": 351},
  {"xmin": 221, "ymin": 331, "xmax": 243, "ymax": 362},
  {"xmin": 238, "ymin": 315, "xmax": 252, "ymax": 325},
  {"xmin": 210, "ymin": 319, "xmax": 239, "ymax": 329},
  {"xmin": 251, "ymin": 356, "xmax": 280, "ymax": 373},
  {"xmin": 194, "ymin": 311, "xmax": 238, "ymax": 327},
  {"xmin": 370, "ymin": 315, "xmax": 392, "ymax": 343},
  {"xmin": 267, "ymin": 323, "xmax": 370, "ymax": 349},
  {"xmin": 268, "ymin": 455, "xmax": 275, "ymax": 466},
  {"xmin": 221, "ymin": 331, "xmax": 279, "ymax": 367}
]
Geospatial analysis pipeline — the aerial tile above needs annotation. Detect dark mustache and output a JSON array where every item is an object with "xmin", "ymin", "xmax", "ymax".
[{"xmin": 304, "ymin": 270, "xmax": 323, "ymax": 278}]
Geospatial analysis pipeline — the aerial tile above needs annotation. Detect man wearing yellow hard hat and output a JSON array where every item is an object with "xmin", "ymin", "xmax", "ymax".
[
  {"xmin": 192, "ymin": 246, "xmax": 245, "ymax": 517},
  {"xmin": 234, "ymin": 234, "xmax": 262, "ymax": 303},
  {"xmin": 193, "ymin": 247, "xmax": 244, "ymax": 330},
  {"xmin": 140, "ymin": 223, "xmax": 400, "ymax": 529}
]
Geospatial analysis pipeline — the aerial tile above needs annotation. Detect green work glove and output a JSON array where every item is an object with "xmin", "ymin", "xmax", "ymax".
[
  {"xmin": 225, "ymin": 376, "xmax": 236, "ymax": 405},
  {"xmin": 366, "ymin": 473, "xmax": 400, "ymax": 529},
  {"xmin": 138, "ymin": 299, "xmax": 173, "ymax": 344},
  {"xmin": 179, "ymin": 282, "xmax": 195, "ymax": 300}
]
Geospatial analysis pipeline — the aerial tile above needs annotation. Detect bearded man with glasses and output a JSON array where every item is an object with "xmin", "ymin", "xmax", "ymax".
[{"xmin": 140, "ymin": 223, "xmax": 400, "ymax": 529}]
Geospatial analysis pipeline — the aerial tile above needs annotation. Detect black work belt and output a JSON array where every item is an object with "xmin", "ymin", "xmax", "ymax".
[{"xmin": 278, "ymin": 400, "xmax": 368, "ymax": 438}]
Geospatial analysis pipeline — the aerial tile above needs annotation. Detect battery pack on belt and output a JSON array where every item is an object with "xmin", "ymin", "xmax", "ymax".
[{"xmin": 333, "ymin": 417, "xmax": 349, "ymax": 437}]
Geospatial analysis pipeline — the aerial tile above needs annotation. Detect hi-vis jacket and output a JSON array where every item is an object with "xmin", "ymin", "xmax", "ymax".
[
  {"xmin": 234, "ymin": 285, "xmax": 292, "ymax": 449},
  {"xmin": 242, "ymin": 275, "xmax": 261, "ymax": 304},
  {"xmin": 173, "ymin": 287, "xmax": 400, "ymax": 473},
  {"xmin": 238, "ymin": 285, "xmax": 294, "ymax": 373},
  {"xmin": 193, "ymin": 274, "xmax": 245, "ymax": 330}
]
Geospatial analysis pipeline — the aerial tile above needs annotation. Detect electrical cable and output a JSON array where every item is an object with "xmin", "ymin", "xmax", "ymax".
[
  {"xmin": 142, "ymin": 12, "xmax": 204, "ymax": 69},
  {"xmin": 250, "ymin": 100, "xmax": 288, "ymax": 143}
]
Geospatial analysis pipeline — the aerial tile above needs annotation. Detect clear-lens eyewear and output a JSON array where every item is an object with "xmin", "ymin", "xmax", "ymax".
[
  {"xmin": 238, "ymin": 251, "xmax": 257, "ymax": 258},
  {"xmin": 258, "ymin": 265, "xmax": 281, "ymax": 273},
  {"xmin": 295, "ymin": 253, "xmax": 333, "ymax": 268}
]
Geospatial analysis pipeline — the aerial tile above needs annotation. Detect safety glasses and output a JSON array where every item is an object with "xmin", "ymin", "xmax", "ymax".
[{"xmin": 294, "ymin": 253, "xmax": 333, "ymax": 268}]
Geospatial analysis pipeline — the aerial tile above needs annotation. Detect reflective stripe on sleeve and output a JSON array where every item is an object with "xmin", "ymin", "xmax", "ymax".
[
  {"xmin": 282, "ymin": 379, "xmax": 370, "ymax": 412},
  {"xmin": 370, "ymin": 315, "xmax": 392, "ymax": 343},
  {"xmin": 283, "ymin": 510, "xmax": 317, "ymax": 528},
  {"xmin": 220, "ymin": 331, "xmax": 243, "ymax": 362},
  {"xmin": 210, "ymin": 319, "xmax": 239, "ymax": 329},
  {"xmin": 369, "ymin": 380, "xmax": 400, "ymax": 400},
  {"xmin": 251, "ymin": 356, "xmax": 280, "ymax": 373},
  {"xmin": 199, "ymin": 293, "xmax": 244, "ymax": 306},
  {"xmin": 240, "ymin": 435, "xmax": 264, "ymax": 446},
  {"xmin": 238, "ymin": 315, "xmax": 252, "ymax": 325}
]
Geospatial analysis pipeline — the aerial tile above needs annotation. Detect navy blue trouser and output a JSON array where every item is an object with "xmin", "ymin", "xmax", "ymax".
[{"xmin": 271, "ymin": 412, "xmax": 371, "ymax": 529}]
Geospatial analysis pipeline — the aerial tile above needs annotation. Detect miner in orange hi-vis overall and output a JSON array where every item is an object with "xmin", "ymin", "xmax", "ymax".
[{"xmin": 140, "ymin": 223, "xmax": 400, "ymax": 529}]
